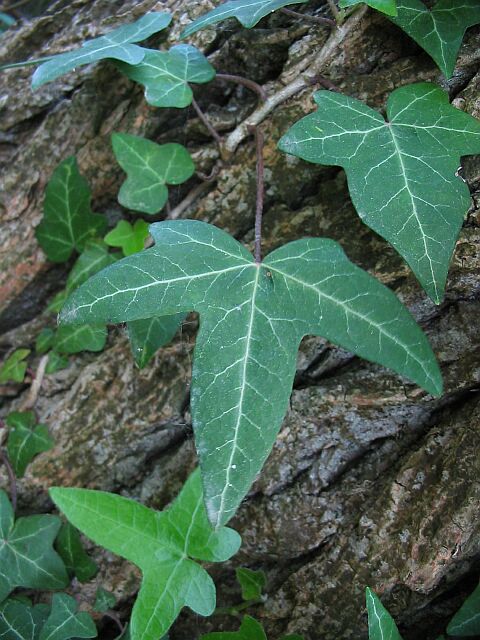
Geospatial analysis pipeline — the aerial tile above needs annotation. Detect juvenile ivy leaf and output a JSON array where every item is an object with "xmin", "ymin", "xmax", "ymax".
[
  {"xmin": 127, "ymin": 314, "xmax": 186, "ymax": 368},
  {"xmin": 112, "ymin": 134, "xmax": 195, "ymax": 214},
  {"xmin": 338, "ymin": 0, "xmax": 397, "ymax": 16},
  {"xmin": 58, "ymin": 220, "xmax": 442, "ymax": 527},
  {"xmin": 55, "ymin": 522, "xmax": 98, "ymax": 583},
  {"xmin": 390, "ymin": 0, "xmax": 480, "ymax": 78},
  {"xmin": 278, "ymin": 83, "xmax": 480, "ymax": 304},
  {"xmin": 36, "ymin": 158, "xmax": 106, "ymax": 263},
  {"xmin": 53, "ymin": 324, "xmax": 107, "ymax": 354},
  {"xmin": 47, "ymin": 291, "xmax": 68, "ymax": 314},
  {"xmin": 36, "ymin": 328, "xmax": 56, "ymax": 355},
  {"xmin": 0, "ymin": 598, "xmax": 50, "ymax": 640},
  {"xmin": 180, "ymin": 0, "xmax": 305, "ymax": 38},
  {"xmin": 32, "ymin": 12, "xmax": 172, "ymax": 88},
  {"xmin": 5, "ymin": 411, "xmax": 54, "ymax": 477},
  {"xmin": 0, "ymin": 349, "xmax": 30, "ymax": 384},
  {"xmin": 66, "ymin": 240, "xmax": 118, "ymax": 293},
  {"xmin": 50, "ymin": 469, "xmax": 241, "ymax": 640},
  {"xmin": 46, "ymin": 352, "xmax": 70, "ymax": 374},
  {"xmin": 39, "ymin": 593, "xmax": 97, "ymax": 640},
  {"xmin": 93, "ymin": 587, "xmax": 116, "ymax": 613},
  {"xmin": 116, "ymin": 44, "xmax": 215, "ymax": 108},
  {"xmin": 366, "ymin": 588, "xmax": 403, "ymax": 640},
  {"xmin": 446, "ymin": 581, "xmax": 480, "ymax": 636},
  {"xmin": 104, "ymin": 220, "xmax": 150, "ymax": 257},
  {"xmin": 202, "ymin": 616, "xmax": 267, "ymax": 640},
  {"xmin": 236, "ymin": 568, "xmax": 266, "ymax": 601},
  {"xmin": 0, "ymin": 490, "xmax": 68, "ymax": 601}
]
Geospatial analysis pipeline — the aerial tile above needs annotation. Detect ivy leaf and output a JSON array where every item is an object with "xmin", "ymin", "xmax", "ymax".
[
  {"xmin": 55, "ymin": 522, "xmax": 98, "ymax": 583},
  {"xmin": 49, "ymin": 469, "xmax": 241, "ymax": 640},
  {"xmin": 104, "ymin": 220, "xmax": 150, "ymax": 256},
  {"xmin": 127, "ymin": 314, "xmax": 186, "ymax": 368},
  {"xmin": 46, "ymin": 352, "xmax": 70, "ymax": 374},
  {"xmin": 58, "ymin": 220, "xmax": 442, "ymax": 527},
  {"xmin": 47, "ymin": 291, "xmax": 68, "ymax": 314},
  {"xmin": 116, "ymin": 44, "xmax": 215, "ymax": 108},
  {"xmin": 5, "ymin": 411, "xmax": 54, "ymax": 477},
  {"xmin": 0, "ymin": 599, "xmax": 50, "ymax": 640},
  {"xmin": 366, "ymin": 588, "xmax": 403, "ymax": 640},
  {"xmin": 390, "ymin": 0, "xmax": 480, "ymax": 78},
  {"xmin": 236, "ymin": 568, "xmax": 266, "ymax": 601},
  {"xmin": 36, "ymin": 157, "xmax": 106, "ymax": 263},
  {"xmin": 53, "ymin": 325, "xmax": 107, "ymax": 354},
  {"xmin": 201, "ymin": 616, "xmax": 267, "ymax": 640},
  {"xmin": 36, "ymin": 328, "xmax": 56, "ymax": 355},
  {"xmin": 180, "ymin": 0, "xmax": 305, "ymax": 38},
  {"xmin": 39, "ymin": 594, "xmax": 97, "ymax": 640},
  {"xmin": 93, "ymin": 588, "xmax": 116, "ymax": 613},
  {"xmin": 0, "ymin": 349, "xmax": 30, "ymax": 384},
  {"xmin": 66, "ymin": 240, "xmax": 118, "ymax": 293},
  {"xmin": 446, "ymin": 581, "xmax": 480, "ymax": 636},
  {"xmin": 338, "ymin": 0, "xmax": 397, "ymax": 17},
  {"xmin": 0, "ymin": 491, "xmax": 68, "ymax": 601},
  {"xmin": 31, "ymin": 12, "xmax": 172, "ymax": 88},
  {"xmin": 278, "ymin": 82, "xmax": 480, "ymax": 304},
  {"xmin": 112, "ymin": 134, "xmax": 195, "ymax": 214}
]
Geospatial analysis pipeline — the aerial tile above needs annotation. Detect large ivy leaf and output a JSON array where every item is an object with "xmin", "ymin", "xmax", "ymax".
[
  {"xmin": 447, "ymin": 581, "xmax": 480, "ymax": 636},
  {"xmin": 58, "ymin": 220, "xmax": 442, "ymax": 527},
  {"xmin": 112, "ymin": 134, "xmax": 195, "ymax": 214},
  {"xmin": 31, "ymin": 12, "xmax": 172, "ymax": 88},
  {"xmin": 236, "ymin": 568, "xmax": 266, "ymax": 601},
  {"xmin": 39, "ymin": 594, "xmax": 96, "ymax": 640},
  {"xmin": 55, "ymin": 522, "xmax": 98, "ymax": 583},
  {"xmin": 0, "ymin": 491, "xmax": 68, "ymax": 601},
  {"xmin": 339, "ymin": 0, "xmax": 397, "ymax": 16},
  {"xmin": 49, "ymin": 470, "xmax": 241, "ymax": 640},
  {"xmin": 66, "ymin": 240, "xmax": 118, "ymax": 293},
  {"xmin": 53, "ymin": 324, "xmax": 107, "ymax": 354},
  {"xmin": 127, "ymin": 314, "xmax": 186, "ymax": 368},
  {"xmin": 366, "ymin": 588, "xmax": 403, "ymax": 640},
  {"xmin": 36, "ymin": 158, "xmax": 106, "ymax": 263},
  {"xmin": 0, "ymin": 599, "xmax": 49, "ymax": 640},
  {"xmin": 180, "ymin": 0, "xmax": 305, "ymax": 38},
  {"xmin": 116, "ymin": 44, "xmax": 215, "ymax": 108},
  {"xmin": 0, "ymin": 349, "xmax": 30, "ymax": 384},
  {"xmin": 202, "ymin": 616, "xmax": 266, "ymax": 640},
  {"xmin": 390, "ymin": 0, "xmax": 480, "ymax": 78},
  {"xmin": 278, "ymin": 83, "xmax": 480, "ymax": 304},
  {"xmin": 104, "ymin": 220, "xmax": 150, "ymax": 257},
  {"xmin": 6, "ymin": 411, "xmax": 54, "ymax": 477}
]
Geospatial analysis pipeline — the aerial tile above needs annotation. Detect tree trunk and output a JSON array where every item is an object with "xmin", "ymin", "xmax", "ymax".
[{"xmin": 1, "ymin": 1, "xmax": 479, "ymax": 638}]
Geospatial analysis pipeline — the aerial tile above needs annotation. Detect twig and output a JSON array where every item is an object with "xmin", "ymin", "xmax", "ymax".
[
  {"xmin": 20, "ymin": 354, "xmax": 48, "ymax": 411},
  {"xmin": 167, "ymin": 181, "xmax": 214, "ymax": 221},
  {"xmin": 0, "ymin": 449, "xmax": 17, "ymax": 512},
  {"xmin": 247, "ymin": 125, "xmax": 265, "ymax": 264},
  {"xmin": 326, "ymin": 0, "xmax": 341, "ymax": 21},
  {"xmin": 216, "ymin": 73, "xmax": 267, "ymax": 101},
  {"xmin": 196, "ymin": 164, "xmax": 220, "ymax": 182},
  {"xmin": 280, "ymin": 7, "xmax": 336, "ymax": 27},
  {"xmin": 308, "ymin": 74, "xmax": 341, "ymax": 92},
  {"xmin": 191, "ymin": 98, "xmax": 222, "ymax": 146}
]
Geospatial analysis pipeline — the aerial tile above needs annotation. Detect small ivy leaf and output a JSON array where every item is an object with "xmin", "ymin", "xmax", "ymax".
[
  {"xmin": 116, "ymin": 44, "xmax": 215, "ymax": 108},
  {"xmin": 278, "ymin": 83, "xmax": 480, "ymax": 304},
  {"xmin": 36, "ymin": 328, "xmax": 56, "ymax": 355},
  {"xmin": 0, "ymin": 349, "xmax": 30, "ymax": 384},
  {"xmin": 5, "ymin": 411, "xmax": 54, "ymax": 477},
  {"xmin": 0, "ymin": 490, "xmax": 68, "ymax": 601},
  {"xmin": 180, "ymin": 0, "xmax": 305, "ymax": 38},
  {"xmin": 50, "ymin": 469, "xmax": 241, "ymax": 640},
  {"xmin": 201, "ymin": 616, "xmax": 267, "ymax": 640},
  {"xmin": 338, "ymin": 0, "xmax": 397, "ymax": 17},
  {"xmin": 36, "ymin": 157, "xmax": 106, "ymax": 263},
  {"xmin": 390, "ymin": 0, "xmax": 480, "ymax": 78},
  {"xmin": 235, "ymin": 568, "xmax": 266, "ymax": 601},
  {"xmin": 39, "ymin": 593, "xmax": 97, "ymax": 640},
  {"xmin": 53, "ymin": 324, "xmax": 107, "ymax": 354},
  {"xmin": 93, "ymin": 587, "xmax": 116, "ymax": 613},
  {"xmin": 127, "ymin": 314, "xmax": 186, "ymax": 368},
  {"xmin": 446, "ymin": 581, "xmax": 480, "ymax": 636},
  {"xmin": 47, "ymin": 291, "xmax": 68, "ymax": 314},
  {"xmin": 55, "ymin": 522, "xmax": 98, "ymax": 583},
  {"xmin": 104, "ymin": 220, "xmax": 150, "ymax": 257},
  {"xmin": 112, "ymin": 134, "xmax": 195, "ymax": 214},
  {"xmin": 46, "ymin": 352, "xmax": 70, "ymax": 374},
  {"xmin": 0, "ymin": 598, "xmax": 50, "ymax": 640},
  {"xmin": 31, "ymin": 12, "xmax": 172, "ymax": 88},
  {"xmin": 366, "ymin": 588, "xmax": 403, "ymax": 640},
  {"xmin": 67, "ymin": 240, "xmax": 119, "ymax": 293},
  {"xmin": 58, "ymin": 220, "xmax": 442, "ymax": 527}
]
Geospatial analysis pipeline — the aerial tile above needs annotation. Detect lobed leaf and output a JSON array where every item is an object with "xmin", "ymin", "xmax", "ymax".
[
  {"xmin": 46, "ymin": 352, "xmax": 69, "ymax": 374},
  {"xmin": 6, "ymin": 411, "xmax": 54, "ymax": 477},
  {"xmin": 447, "ymin": 581, "xmax": 480, "ymax": 636},
  {"xmin": 127, "ymin": 314, "xmax": 186, "ymax": 368},
  {"xmin": 93, "ymin": 588, "xmax": 116, "ymax": 613},
  {"xmin": 0, "ymin": 599, "xmax": 49, "ymax": 640},
  {"xmin": 39, "ymin": 594, "xmax": 97, "ymax": 640},
  {"xmin": 236, "ymin": 568, "xmax": 266, "ymax": 601},
  {"xmin": 366, "ymin": 588, "xmax": 403, "ymax": 640},
  {"xmin": 55, "ymin": 523, "xmax": 98, "ymax": 583},
  {"xmin": 339, "ymin": 0, "xmax": 397, "ymax": 16},
  {"xmin": 53, "ymin": 324, "xmax": 107, "ymax": 354},
  {"xmin": 66, "ymin": 240, "xmax": 118, "ymax": 293},
  {"xmin": 104, "ymin": 220, "xmax": 150, "ymax": 257},
  {"xmin": 36, "ymin": 328, "xmax": 56, "ymax": 355},
  {"xmin": 0, "ymin": 349, "xmax": 30, "ymax": 384}
]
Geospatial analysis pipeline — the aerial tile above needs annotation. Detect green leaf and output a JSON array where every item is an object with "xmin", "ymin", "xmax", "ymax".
[
  {"xmin": 5, "ymin": 411, "xmax": 54, "ymax": 477},
  {"xmin": 366, "ymin": 588, "xmax": 403, "ymax": 640},
  {"xmin": 36, "ymin": 157, "xmax": 106, "ymax": 263},
  {"xmin": 278, "ymin": 82, "xmax": 480, "ymax": 303},
  {"xmin": 0, "ymin": 599, "xmax": 49, "ymax": 640},
  {"xmin": 0, "ymin": 491, "xmax": 68, "ymax": 601},
  {"xmin": 0, "ymin": 12, "xmax": 16, "ymax": 29},
  {"xmin": 67, "ymin": 240, "xmax": 118, "ymax": 293},
  {"xmin": 58, "ymin": 220, "xmax": 442, "ymax": 527},
  {"xmin": 45, "ymin": 352, "xmax": 70, "ymax": 374},
  {"xmin": 39, "ymin": 594, "xmax": 97, "ymax": 640},
  {"xmin": 181, "ymin": 0, "xmax": 305, "ymax": 38},
  {"xmin": 93, "ymin": 587, "xmax": 116, "ymax": 613},
  {"xmin": 127, "ymin": 314, "xmax": 186, "ymax": 368},
  {"xmin": 0, "ymin": 349, "xmax": 30, "ymax": 384},
  {"xmin": 47, "ymin": 291, "xmax": 68, "ymax": 314},
  {"xmin": 53, "ymin": 324, "xmax": 107, "ymax": 354},
  {"xmin": 201, "ymin": 616, "xmax": 267, "ymax": 640},
  {"xmin": 36, "ymin": 328, "xmax": 56, "ymax": 355},
  {"xmin": 236, "ymin": 568, "xmax": 266, "ymax": 601},
  {"xmin": 55, "ymin": 522, "xmax": 98, "ymax": 583},
  {"xmin": 104, "ymin": 220, "xmax": 150, "ymax": 257},
  {"xmin": 112, "ymin": 134, "xmax": 195, "ymax": 214},
  {"xmin": 447, "ymin": 581, "xmax": 480, "ymax": 636},
  {"xmin": 116, "ymin": 44, "xmax": 215, "ymax": 108},
  {"xmin": 31, "ymin": 12, "xmax": 172, "ymax": 88},
  {"xmin": 390, "ymin": 0, "xmax": 480, "ymax": 78},
  {"xmin": 338, "ymin": 0, "xmax": 397, "ymax": 16},
  {"xmin": 49, "ymin": 469, "xmax": 241, "ymax": 640}
]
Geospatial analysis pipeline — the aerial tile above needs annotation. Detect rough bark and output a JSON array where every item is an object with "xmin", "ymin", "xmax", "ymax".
[{"xmin": 0, "ymin": 1, "xmax": 479, "ymax": 638}]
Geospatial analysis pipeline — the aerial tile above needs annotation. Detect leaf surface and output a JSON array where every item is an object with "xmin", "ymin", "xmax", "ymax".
[
  {"xmin": 447, "ymin": 581, "xmax": 480, "ymax": 636},
  {"xmin": 201, "ymin": 616, "xmax": 267, "ymax": 640},
  {"xmin": 278, "ymin": 82, "xmax": 480, "ymax": 303},
  {"xmin": 112, "ymin": 134, "xmax": 195, "ymax": 214},
  {"xmin": 50, "ymin": 470, "xmax": 240, "ymax": 640},
  {"xmin": 338, "ymin": 0, "xmax": 397, "ymax": 16},
  {"xmin": 366, "ymin": 588, "xmax": 403, "ymax": 640},
  {"xmin": 46, "ymin": 352, "xmax": 69, "ymax": 374},
  {"xmin": 39, "ymin": 594, "xmax": 97, "ymax": 640},
  {"xmin": 0, "ymin": 599, "xmax": 49, "ymax": 640},
  {"xmin": 53, "ymin": 324, "xmax": 107, "ymax": 354},
  {"xmin": 236, "ymin": 568, "xmax": 266, "ymax": 601},
  {"xmin": 93, "ymin": 588, "xmax": 116, "ymax": 613},
  {"xmin": 66, "ymin": 240, "xmax": 118, "ymax": 293},
  {"xmin": 0, "ymin": 349, "xmax": 30, "ymax": 384},
  {"xmin": 127, "ymin": 314, "xmax": 186, "ymax": 368},
  {"xmin": 32, "ymin": 12, "xmax": 172, "ymax": 88},
  {"xmin": 6, "ymin": 411, "xmax": 54, "ymax": 477},
  {"xmin": 104, "ymin": 220, "xmax": 150, "ymax": 256},
  {"xmin": 36, "ymin": 328, "xmax": 55, "ymax": 355},
  {"xmin": 55, "ymin": 523, "xmax": 98, "ymax": 582}
]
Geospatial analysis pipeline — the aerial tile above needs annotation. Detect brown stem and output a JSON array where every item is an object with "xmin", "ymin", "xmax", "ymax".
[
  {"xmin": 167, "ymin": 181, "xmax": 213, "ymax": 221},
  {"xmin": 308, "ymin": 74, "xmax": 341, "ymax": 92},
  {"xmin": 191, "ymin": 98, "xmax": 222, "ymax": 146},
  {"xmin": 196, "ymin": 164, "xmax": 220, "ymax": 182},
  {"xmin": 247, "ymin": 125, "xmax": 265, "ymax": 264},
  {"xmin": 280, "ymin": 7, "xmax": 336, "ymax": 27},
  {"xmin": 20, "ymin": 354, "xmax": 48, "ymax": 411},
  {"xmin": 0, "ymin": 449, "xmax": 17, "ymax": 512},
  {"xmin": 216, "ymin": 73, "xmax": 267, "ymax": 101}
]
